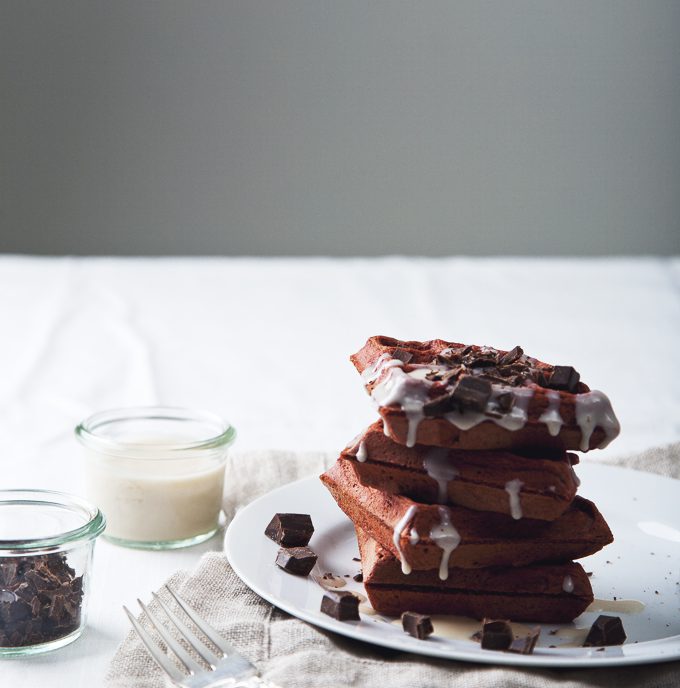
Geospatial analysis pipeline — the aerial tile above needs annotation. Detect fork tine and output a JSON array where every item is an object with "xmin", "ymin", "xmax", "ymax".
[
  {"xmin": 152, "ymin": 592, "xmax": 222, "ymax": 668},
  {"xmin": 137, "ymin": 598, "xmax": 206, "ymax": 676},
  {"xmin": 165, "ymin": 585, "xmax": 238, "ymax": 656},
  {"xmin": 123, "ymin": 606, "xmax": 186, "ymax": 683}
]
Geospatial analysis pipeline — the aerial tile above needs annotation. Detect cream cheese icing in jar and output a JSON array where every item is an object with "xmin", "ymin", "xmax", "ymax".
[{"xmin": 75, "ymin": 407, "xmax": 235, "ymax": 549}]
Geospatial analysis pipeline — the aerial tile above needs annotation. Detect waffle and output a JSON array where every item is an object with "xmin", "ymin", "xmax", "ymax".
[
  {"xmin": 351, "ymin": 336, "xmax": 620, "ymax": 451},
  {"xmin": 358, "ymin": 529, "xmax": 594, "ymax": 622},
  {"xmin": 342, "ymin": 421, "xmax": 579, "ymax": 521},
  {"xmin": 320, "ymin": 458, "xmax": 612, "ymax": 574},
  {"xmin": 316, "ymin": 336, "xmax": 618, "ymax": 624}
]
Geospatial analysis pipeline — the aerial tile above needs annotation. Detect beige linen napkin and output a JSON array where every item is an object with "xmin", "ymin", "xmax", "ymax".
[{"xmin": 106, "ymin": 445, "xmax": 680, "ymax": 688}]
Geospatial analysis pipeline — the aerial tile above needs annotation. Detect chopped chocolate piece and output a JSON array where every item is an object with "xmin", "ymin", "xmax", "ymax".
[
  {"xmin": 352, "ymin": 572, "xmax": 363, "ymax": 582},
  {"xmin": 477, "ymin": 370, "xmax": 511, "ymax": 386},
  {"xmin": 0, "ymin": 553, "xmax": 83, "ymax": 648},
  {"xmin": 547, "ymin": 366, "xmax": 581, "ymax": 393},
  {"xmin": 275, "ymin": 546, "xmax": 318, "ymax": 576},
  {"xmin": 480, "ymin": 619, "xmax": 513, "ymax": 650},
  {"xmin": 320, "ymin": 591, "xmax": 360, "ymax": 621},
  {"xmin": 439, "ymin": 366, "xmax": 463, "ymax": 384},
  {"xmin": 391, "ymin": 348, "xmax": 413, "ymax": 364},
  {"xmin": 423, "ymin": 391, "xmax": 456, "ymax": 416},
  {"xmin": 468, "ymin": 357, "xmax": 497, "ymax": 369},
  {"xmin": 507, "ymin": 626, "xmax": 540, "ymax": 654},
  {"xmin": 435, "ymin": 350, "xmax": 461, "ymax": 366},
  {"xmin": 352, "ymin": 557, "xmax": 360, "ymax": 562},
  {"xmin": 264, "ymin": 513, "xmax": 314, "ymax": 547},
  {"xmin": 451, "ymin": 377, "xmax": 492, "ymax": 413},
  {"xmin": 498, "ymin": 345, "xmax": 524, "ymax": 366},
  {"xmin": 583, "ymin": 615, "xmax": 627, "ymax": 647},
  {"xmin": 401, "ymin": 611, "xmax": 434, "ymax": 640},
  {"xmin": 496, "ymin": 392, "xmax": 514, "ymax": 413}
]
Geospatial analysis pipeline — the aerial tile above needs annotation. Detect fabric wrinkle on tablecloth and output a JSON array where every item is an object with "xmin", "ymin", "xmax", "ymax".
[{"xmin": 106, "ymin": 445, "xmax": 680, "ymax": 688}]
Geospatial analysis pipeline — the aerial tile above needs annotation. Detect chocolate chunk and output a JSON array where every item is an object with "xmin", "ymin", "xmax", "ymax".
[
  {"xmin": 583, "ymin": 615, "xmax": 627, "ymax": 647},
  {"xmin": 352, "ymin": 572, "xmax": 363, "ymax": 582},
  {"xmin": 0, "ymin": 553, "xmax": 83, "ymax": 648},
  {"xmin": 451, "ymin": 377, "xmax": 492, "ymax": 413},
  {"xmin": 480, "ymin": 619, "xmax": 513, "ymax": 650},
  {"xmin": 468, "ymin": 357, "xmax": 497, "ymax": 369},
  {"xmin": 401, "ymin": 611, "xmax": 434, "ymax": 640},
  {"xmin": 496, "ymin": 392, "xmax": 514, "ymax": 413},
  {"xmin": 498, "ymin": 345, "xmax": 524, "ymax": 366},
  {"xmin": 547, "ymin": 366, "xmax": 581, "ymax": 393},
  {"xmin": 275, "ymin": 546, "xmax": 318, "ymax": 576},
  {"xmin": 477, "ymin": 370, "xmax": 512, "ymax": 386},
  {"xmin": 320, "ymin": 590, "xmax": 360, "ymax": 621},
  {"xmin": 507, "ymin": 626, "xmax": 540, "ymax": 654},
  {"xmin": 265, "ymin": 513, "xmax": 314, "ymax": 547},
  {"xmin": 423, "ymin": 391, "xmax": 456, "ymax": 416},
  {"xmin": 438, "ymin": 366, "xmax": 463, "ymax": 384}
]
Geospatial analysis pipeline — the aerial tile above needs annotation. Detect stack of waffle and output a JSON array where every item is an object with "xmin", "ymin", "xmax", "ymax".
[{"xmin": 320, "ymin": 336, "xmax": 620, "ymax": 623}]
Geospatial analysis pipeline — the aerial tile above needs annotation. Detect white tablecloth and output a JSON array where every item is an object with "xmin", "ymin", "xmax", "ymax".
[{"xmin": 1, "ymin": 255, "xmax": 679, "ymax": 686}]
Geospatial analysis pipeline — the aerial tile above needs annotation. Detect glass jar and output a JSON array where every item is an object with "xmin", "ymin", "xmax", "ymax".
[
  {"xmin": 75, "ymin": 407, "xmax": 236, "ymax": 550},
  {"xmin": 0, "ymin": 489, "xmax": 105, "ymax": 657}
]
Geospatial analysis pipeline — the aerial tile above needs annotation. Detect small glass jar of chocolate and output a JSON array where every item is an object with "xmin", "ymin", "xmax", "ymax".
[{"xmin": 0, "ymin": 490, "xmax": 106, "ymax": 657}]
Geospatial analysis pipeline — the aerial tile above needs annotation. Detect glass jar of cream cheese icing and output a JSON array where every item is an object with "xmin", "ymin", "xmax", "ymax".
[{"xmin": 75, "ymin": 407, "xmax": 235, "ymax": 549}]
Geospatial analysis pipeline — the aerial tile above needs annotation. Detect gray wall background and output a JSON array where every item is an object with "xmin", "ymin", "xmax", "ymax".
[{"xmin": 1, "ymin": 1, "xmax": 679, "ymax": 256}]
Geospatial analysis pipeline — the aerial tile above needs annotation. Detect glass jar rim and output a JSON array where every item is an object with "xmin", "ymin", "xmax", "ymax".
[
  {"xmin": 74, "ymin": 406, "xmax": 237, "ymax": 459},
  {"xmin": 0, "ymin": 489, "xmax": 106, "ymax": 552}
]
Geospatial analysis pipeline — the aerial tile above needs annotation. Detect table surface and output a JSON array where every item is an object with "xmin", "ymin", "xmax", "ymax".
[{"xmin": 2, "ymin": 255, "xmax": 679, "ymax": 686}]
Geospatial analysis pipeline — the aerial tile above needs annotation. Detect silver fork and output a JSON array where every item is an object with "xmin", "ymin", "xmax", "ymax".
[{"xmin": 124, "ymin": 585, "xmax": 280, "ymax": 688}]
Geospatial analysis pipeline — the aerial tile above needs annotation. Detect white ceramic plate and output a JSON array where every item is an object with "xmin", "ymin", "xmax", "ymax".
[{"xmin": 224, "ymin": 463, "xmax": 680, "ymax": 667}]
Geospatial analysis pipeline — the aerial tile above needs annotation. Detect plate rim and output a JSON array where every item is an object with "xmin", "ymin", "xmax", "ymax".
[{"xmin": 224, "ymin": 462, "xmax": 680, "ymax": 669}]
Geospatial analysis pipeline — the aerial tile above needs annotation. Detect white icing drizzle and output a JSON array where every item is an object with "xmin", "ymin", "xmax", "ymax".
[
  {"xmin": 569, "ymin": 463, "xmax": 581, "ymax": 487},
  {"xmin": 494, "ymin": 388, "xmax": 534, "ymax": 431},
  {"xmin": 574, "ymin": 390, "xmax": 621, "ymax": 451},
  {"xmin": 371, "ymin": 367, "xmax": 432, "ymax": 447},
  {"xmin": 504, "ymin": 478, "xmax": 524, "ymax": 520},
  {"xmin": 345, "ymin": 430, "xmax": 368, "ymax": 460},
  {"xmin": 538, "ymin": 390, "xmax": 563, "ymax": 437},
  {"xmin": 368, "ymin": 351, "xmax": 554, "ymax": 444},
  {"xmin": 409, "ymin": 529, "xmax": 419, "ymax": 546},
  {"xmin": 429, "ymin": 506, "xmax": 461, "ymax": 580},
  {"xmin": 444, "ymin": 387, "xmax": 535, "ymax": 432},
  {"xmin": 392, "ymin": 505, "xmax": 418, "ymax": 574},
  {"xmin": 443, "ymin": 408, "xmax": 487, "ymax": 431},
  {"xmin": 362, "ymin": 353, "xmax": 403, "ymax": 384},
  {"xmin": 407, "ymin": 366, "xmax": 436, "ymax": 380},
  {"xmin": 423, "ymin": 447, "xmax": 459, "ymax": 503},
  {"xmin": 562, "ymin": 575, "xmax": 574, "ymax": 593}
]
